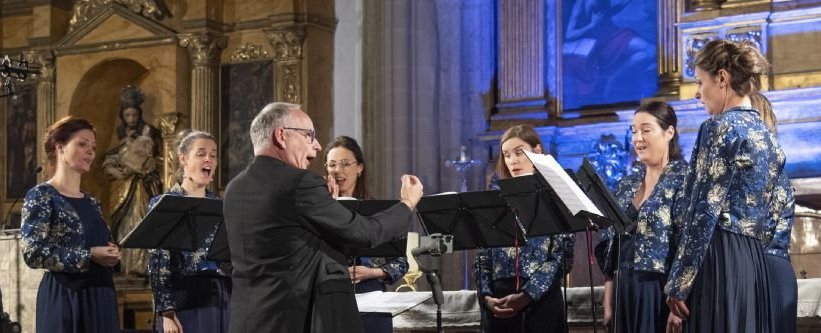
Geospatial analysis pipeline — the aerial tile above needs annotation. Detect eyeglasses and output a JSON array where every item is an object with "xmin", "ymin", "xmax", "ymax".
[
  {"xmin": 325, "ymin": 160, "xmax": 359, "ymax": 170},
  {"xmin": 283, "ymin": 127, "xmax": 316, "ymax": 144}
]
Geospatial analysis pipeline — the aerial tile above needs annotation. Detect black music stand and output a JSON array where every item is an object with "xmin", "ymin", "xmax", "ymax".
[
  {"xmin": 120, "ymin": 196, "xmax": 223, "ymax": 253},
  {"xmin": 415, "ymin": 190, "xmax": 526, "ymax": 333},
  {"xmin": 415, "ymin": 190, "xmax": 526, "ymax": 250},
  {"xmin": 575, "ymin": 158, "xmax": 631, "ymax": 333},
  {"xmin": 207, "ymin": 221, "xmax": 230, "ymax": 262},
  {"xmin": 339, "ymin": 199, "xmax": 408, "ymax": 258},
  {"xmin": 496, "ymin": 157, "xmax": 618, "ymax": 333}
]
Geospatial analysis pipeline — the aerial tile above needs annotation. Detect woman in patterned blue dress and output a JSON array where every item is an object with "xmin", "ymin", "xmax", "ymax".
[
  {"xmin": 21, "ymin": 117, "xmax": 121, "ymax": 333},
  {"xmin": 148, "ymin": 131, "xmax": 230, "ymax": 333},
  {"xmin": 596, "ymin": 102, "xmax": 688, "ymax": 333},
  {"xmin": 665, "ymin": 39, "xmax": 784, "ymax": 333},
  {"xmin": 474, "ymin": 125, "xmax": 575, "ymax": 333},
  {"xmin": 750, "ymin": 92, "xmax": 797, "ymax": 332},
  {"xmin": 324, "ymin": 136, "xmax": 408, "ymax": 333}
]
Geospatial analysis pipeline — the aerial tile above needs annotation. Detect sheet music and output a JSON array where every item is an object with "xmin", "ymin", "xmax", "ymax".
[
  {"xmin": 523, "ymin": 151, "xmax": 603, "ymax": 217},
  {"xmin": 355, "ymin": 291, "xmax": 432, "ymax": 316}
]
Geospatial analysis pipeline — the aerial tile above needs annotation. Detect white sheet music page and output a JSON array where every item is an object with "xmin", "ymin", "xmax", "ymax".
[
  {"xmin": 523, "ymin": 151, "xmax": 603, "ymax": 217},
  {"xmin": 356, "ymin": 291, "xmax": 432, "ymax": 316}
]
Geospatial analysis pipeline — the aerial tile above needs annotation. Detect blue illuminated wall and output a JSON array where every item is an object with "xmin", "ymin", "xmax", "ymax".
[{"xmin": 561, "ymin": 0, "xmax": 658, "ymax": 109}]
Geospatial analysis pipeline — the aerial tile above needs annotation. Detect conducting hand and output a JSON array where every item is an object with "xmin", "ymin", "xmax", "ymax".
[
  {"xmin": 91, "ymin": 242, "xmax": 120, "ymax": 267},
  {"xmin": 399, "ymin": 175, "xmax": 423, "ymax": 209}
]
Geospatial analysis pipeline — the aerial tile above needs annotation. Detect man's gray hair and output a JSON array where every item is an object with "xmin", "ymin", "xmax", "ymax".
[{"xmin": 250, "ymin": 102, "xmax": 301, "ymax": 150}]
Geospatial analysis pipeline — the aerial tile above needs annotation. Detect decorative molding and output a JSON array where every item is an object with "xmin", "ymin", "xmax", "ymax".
[
  {"xmin": 656, "ymin": 0, "xmax": 683, "ymax": 96},
  {"xmin": 228, "ymin": 44, "xmax": 270, "ymax": 63},
  {"xmin": 264, "ymin": 29, "xmax": 306, "ymax": 61},
  {"xmin": 178, "ymin": 33, "xmax": 227, "ymax": 66},
  {"xmin": 726, "ymin": 28, "xmax": 763, "ymax": 51},
  {"xmin": 69, "ymin": 0, "xmax": 165, "ymax": 31},
  {"xmin": 54, "ymin": 37, "xmax": 176, "ymax": 56},
  {"xmin": 56, "ymin": 2, "xmax": 176, "ymax": 49},
  {"xmin": 586, "ymin": 134, "xmax": 631, "ymax": 191},
  {"xmin": 690, "ymin": 0, "xmax": 723, "ymax": 12},
  {"xmin": 683, "ymin": 34, "xmax": 716, "ymax": 79},
  {"xmin": 281, "ymin": 63, "xmax": 301, "ymax": 104},
  {"xmin": 158, "ymin": 112, "xmax": 184, "ymax": 191}
]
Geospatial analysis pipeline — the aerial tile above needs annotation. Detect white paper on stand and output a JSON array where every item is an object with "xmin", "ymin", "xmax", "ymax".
[
  {"xmin": 523, "ymin": 151, "xmax": 603, "ymax": 217},
  {"xmin": 356, "ymin": 291, "xmax": 433, "ymax": 316}
]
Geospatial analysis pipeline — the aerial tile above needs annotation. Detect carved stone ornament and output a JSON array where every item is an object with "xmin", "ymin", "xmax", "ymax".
[
  {"xmin": 727, "ymin": 29, "xmax": 763, "ymax": 54},
  {"xmin": 586, "ymin": 134, "xmax": 630, "ymax": 191},
  {"xmin": 158, "ymin": 112, "xmax": 184, "ymax": 137},
  {"xmin": 69, "ymin": 0, "xmax": 166, "ymax": 31},
  {"xmin": 684, "ymin": 36, "xmax": 714, "ymax": 79},
  {"xmin": 265, "ymin": 30, "xmax": 306, "ymax": 61},
  {"xmin": 282, "ymin": 63, "xmax": 301, "ymax": 104},
  {"xmin": 24, "ymin": 50, "xmax": 55, "ymax": 81},
  {"xmin": 179, "ymin": 33, "xmax": 228, "ymax": 66},
  {"xmin": 229, "ymin": 44, "xmax": 271, "ymax": 63}
]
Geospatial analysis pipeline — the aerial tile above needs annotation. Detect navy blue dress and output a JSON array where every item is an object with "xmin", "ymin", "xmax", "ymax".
[
  {"xmin": 665, "ymin": 107, "xmax": 784, "ymax": 332},
  {"xmin": 33, "ymin": 193, "xmax": 120, "ymax": 333},
  {"xmin": 147, "ymin": 185, "xmax": 230, "ymax": 333},
  {"xmin": 595, "ymin": 160, "xmax": 687, "ymax": 333}
]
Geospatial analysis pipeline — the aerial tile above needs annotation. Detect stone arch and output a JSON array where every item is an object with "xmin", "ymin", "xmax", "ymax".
[{"xmin": 68, "ymin": 58, "xmax": 149, "ymax": 217}]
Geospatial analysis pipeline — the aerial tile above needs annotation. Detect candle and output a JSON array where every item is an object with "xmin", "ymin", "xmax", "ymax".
[{"xmin": 405, "ymin": 232, "xmax": 419, "ymax": 272}]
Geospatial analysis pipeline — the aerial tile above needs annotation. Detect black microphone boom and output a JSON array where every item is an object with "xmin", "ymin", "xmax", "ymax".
[{"xmin": 2, "ymin": 166, "xmax": 42, "ymax": 230}]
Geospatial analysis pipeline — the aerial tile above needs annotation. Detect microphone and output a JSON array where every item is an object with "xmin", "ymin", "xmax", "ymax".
[{"xmin": 2, "ymin": 166, "xmax": 43, "ymax": 232}]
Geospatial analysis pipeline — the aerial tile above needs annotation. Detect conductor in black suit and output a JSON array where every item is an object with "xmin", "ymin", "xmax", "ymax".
[{"xmin": 223, "ymin": 102, "xmax": 424, "ymax": 333}]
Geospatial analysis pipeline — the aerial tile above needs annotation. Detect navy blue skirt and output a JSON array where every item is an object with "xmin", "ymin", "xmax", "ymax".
[
  {"xmin": 684, "ymin": 229, "xmax": 771, "ymax": 333},
  {"xmin": 155, "ymin": 275, "xmax": 231, "ymax": 333},
  {"xmin": 482, "ymin": 278, "xmax": 566, "ymax": 333},
  {"xmin": 609, "ymin": 231, "xmax": 668, "ymax": 333},
  {"xmin": 765, "ymin": 254, "xmax": 796, "ymax": 332},
  {"xmin": 36, "ymin": 271, "xmax": 120, "ymax": 333}
]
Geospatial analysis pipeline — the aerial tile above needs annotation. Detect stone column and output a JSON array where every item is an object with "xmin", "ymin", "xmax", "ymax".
[
  {"xmin": 495, "ymin": 0, "xmax": 554, "ymax": 124},
  {"xmin": 690, "ymin": 0, "xmax": 724, "ymax": 11},
  {"xmin": 264, "ymin": 28, "xmax": 306, "ymax": 105},
  {"xmin": 657, "ymin": 0, "xmax": 683, "ymax": 96},
  {"xmin": 158, "ymin": 112, "xmax": 184, "ymax": 190},
  {"xmin": 27, "ymin": 50, "xmax": 56, "ymax": 182},
  {"xmin": 179, "ymin": 32, "xmax": 226, "ymax": 137}
]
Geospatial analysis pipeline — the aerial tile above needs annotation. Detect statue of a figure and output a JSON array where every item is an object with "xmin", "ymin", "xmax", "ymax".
[{"xmin": 102, "ymin": 85, "xmax": 163, "ymax": 276}]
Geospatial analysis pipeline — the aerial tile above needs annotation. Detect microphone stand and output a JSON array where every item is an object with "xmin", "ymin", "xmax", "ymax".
[{"xmin": 411, "ymin": 234, "xmax": 453, "ymax": 333}]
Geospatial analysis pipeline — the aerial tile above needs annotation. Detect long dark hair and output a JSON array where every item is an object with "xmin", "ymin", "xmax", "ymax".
[
  {"xmin": 635, "ymin": 101, "xmax": 683, "ymax": 161},
  {"xmin": 324, "ymin": 136, "xmax": 368, "ymax": 199}
]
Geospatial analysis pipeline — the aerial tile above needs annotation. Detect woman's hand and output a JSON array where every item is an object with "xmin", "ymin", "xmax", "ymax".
[
  {"xmin": 603, "ymin": 278, "xmax": 613, "ymax": 327},
  {"xmin": 90, "ymin": 242, "xmax": 120, "ymax": 267},
  {"xmin": 161, "ymin": 311, "xmax": 184, "ymax": 333},
  {"xmin": 666, "ymin": 312, "xmax": 683, "ymax": 333},
  {"xmin": 326, "ymin": 176, "xmax": 339, "ymax": 198},
  {"xmin": 484, "ymin": 296, "xmax": 515, "ymax": 319},
  {"xmin": 348, "ymin": 266, "xmax": 386, "ymax": 284},
  {"xmin": 666, "ymin": 296, "xmax": 689, "ymax": 319},
  {"xmin": 498, "ymin": 292, "xmax": 532, "ymax": 316}
]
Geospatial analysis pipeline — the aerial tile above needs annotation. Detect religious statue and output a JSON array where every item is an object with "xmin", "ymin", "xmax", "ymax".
[{"xmin": 102, "ymin": 85, "xmax": 163, "ymax": 276}]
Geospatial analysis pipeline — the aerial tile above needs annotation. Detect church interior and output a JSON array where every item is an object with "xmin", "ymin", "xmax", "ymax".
[{"xmin": 2, "ymin": 0, "xmax": 821, "ymax": 332}]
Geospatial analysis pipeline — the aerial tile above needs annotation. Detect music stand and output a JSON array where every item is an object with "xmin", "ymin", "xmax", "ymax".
[
  {"xmin": 338, "ymin": 199, "xmax": 408, "ymax": 257},
  {"xmin": 120, "ymin": 196, "xmax": 223, "ymax": 253},
  {"xmin": 414, "ymin": 190, "xmax": 527, "ymax": 333},
  {"xmin": 415, "ymin": 190, "xmax": 526, "ymax": 250},
  {"xmin": 207, "ymin": 220, "xmax": 230, "ymax": 262},
  {"xmin": 575, "ymin": 158, "xmax": 632, "ymax": 333}
]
